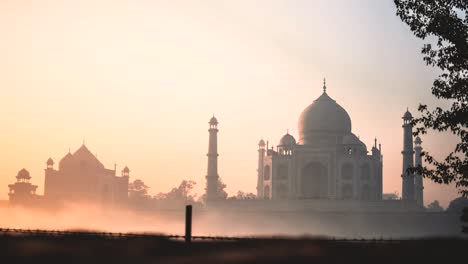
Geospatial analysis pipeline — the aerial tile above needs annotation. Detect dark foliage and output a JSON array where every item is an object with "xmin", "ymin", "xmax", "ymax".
[
  {"xmin": 462, "ymin": 207, "xmax": 468, "ymax": 233},
  {"xmin": 447, "ymin": 197, "xmax": 468, "ymax": 212},
  {"xmin": 394, "ymin": 0, "xmax": 468, "ymax": 196}
]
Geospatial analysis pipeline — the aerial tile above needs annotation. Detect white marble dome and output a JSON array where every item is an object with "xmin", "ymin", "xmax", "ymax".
[{"xmin": 298, "ymin": 91, "xmax": 351, "ymax": 144}]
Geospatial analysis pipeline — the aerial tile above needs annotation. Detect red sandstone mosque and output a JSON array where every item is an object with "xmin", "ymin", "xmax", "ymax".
[{"xmin": 8, "ymin": 144, "xmax": 129, "ymax": 206}]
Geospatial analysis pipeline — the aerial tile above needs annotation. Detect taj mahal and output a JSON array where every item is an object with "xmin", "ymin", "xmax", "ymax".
[
  {"xmin": 206, "ymin": 80, "xmax": 425, "ymax": 211},
  {"xmin": 257, "ymin": 81, "xmax": 383, "ymax": 201},
  {"xmin": 7, "ymin": 79, "xmax": 426, "ymax": 213}
]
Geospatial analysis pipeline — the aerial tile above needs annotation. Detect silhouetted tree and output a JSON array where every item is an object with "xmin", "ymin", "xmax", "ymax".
[
  {"xmin": 394, "ymin": 0, "xmax": 468, "ymax": 196},
  {"xmin": 447, "ymin": 197, "xmax": 468, "ymax": 213},
  {"xmin": 199, "ymin": 178, "xmax": 228, "ymax": 202},
  {"xmin": 128, "ymin": 179, "xmax": 152, "ymax": 208},
  {"xmin": 382, "ymin": 192, "xmax": 400, "ymax": 200},
  {"xmin": 426, "ymin": 200, "xmax": 444, "ymax": 212},
  {"xmin": 216, "ymin": 178, "xmax": 228, "ymax": 200},
  {"xmin": 462, "ymin": 207, "xmax": 468, "ymax": 233},
  {"xmin": 129, "ymin": 179, "xmax": 149, "ymax": 198},
  {"xmin": 228, "ymin": 191, "xmax": 257, "ymax": 200},
  {"xmin": 448, "ymin": 197, "xmax": 468, "ymax": 234},
  {"xmin": 154, "ymin": 180, "xmax": 197, "ymax": 202}
]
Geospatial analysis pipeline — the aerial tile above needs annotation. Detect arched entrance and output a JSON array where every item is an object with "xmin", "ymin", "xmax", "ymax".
[
  {"xmin": 277, "ymin": 184, "xmax": 288, "ymax": 199},
  {"xmin": 301, "ymin": 162, "xmax": 328, "ymax": 198},
  {"xmin": 264, "ymin": 185, "xmax": 270, "ymax": 199},
  {"xmin": 360, "ymin": 164, "xmax": 370, "ymax": 181},
  {"xmin": 263, "ymin": 165, "xmax": 271, "ymax": 181},
  {"xmin": 341, "ymin": 163, "xmax": 354, "ymax": 180},
  {"xmin": 342, "ymin": 184, "xmax": 353, "ymax": 199},
  {"xmin": 277, "ymin": 165, "xmax": 288, "ymax": 179},
  {"xmin": 361, "ymin": 184, "xmax": 370, "ymax": 200}
]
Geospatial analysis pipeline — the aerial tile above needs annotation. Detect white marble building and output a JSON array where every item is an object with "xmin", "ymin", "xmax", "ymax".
[{"xmin": 257, "ymin": 81, "xmax": 384, "ymax": 201}]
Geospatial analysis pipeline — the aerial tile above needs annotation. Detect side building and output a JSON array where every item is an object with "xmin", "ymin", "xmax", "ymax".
[
  {"xmin": 8, "ymin": 168, "xmax": 40, "ymax": 205},
  {"xmin": 44, "ymin": 144, "xmax": 129, "ymax": 205}
]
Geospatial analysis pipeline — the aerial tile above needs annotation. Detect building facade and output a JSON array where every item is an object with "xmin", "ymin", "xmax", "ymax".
[
  {"xmin": 44, "ymin": 144, "xmax": 129, "ymax": 205},
  {"xmin": 257, "ymin": 83, "xmax": 383, "ymax": 200},
  {"xmin": 253, "ymin": 81, "xmax": 423, "ymax": 205},
  {"xmin": 8, "ymin": 168, "xmax": 39, "ymax": 205}
]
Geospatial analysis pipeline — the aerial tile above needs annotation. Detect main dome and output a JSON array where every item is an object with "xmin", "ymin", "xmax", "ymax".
[{"xmin": 298, "ymin": 91, "xmax": 352, "ymax": 144}]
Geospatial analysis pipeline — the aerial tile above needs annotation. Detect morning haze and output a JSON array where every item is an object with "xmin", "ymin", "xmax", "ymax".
[{"xmin": 0, "ymin": 0, "xmax": 458, "ymax": 215}]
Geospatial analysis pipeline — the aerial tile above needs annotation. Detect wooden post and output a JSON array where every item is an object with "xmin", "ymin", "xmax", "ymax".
[{"xmin": 185, "ymin": 205, "xmax": 192, "ymax": 243}]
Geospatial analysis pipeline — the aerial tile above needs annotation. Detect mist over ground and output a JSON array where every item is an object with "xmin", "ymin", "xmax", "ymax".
[{"xmin": 1, "ymin": 203, "xmax": 463, "ymax": 239}]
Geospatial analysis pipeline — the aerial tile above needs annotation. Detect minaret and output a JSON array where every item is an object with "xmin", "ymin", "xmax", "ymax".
[
  {"xmin": 257, "ymin": 139, "xmax": 266, "ymax": 197},
  {"xmin": 44, "ymin": 158, "xmax": 54, "ymax": 197},
  {"xmin": 8, "ymin": 169, "xmax": 38, "ymax": 204},
  {"xmin": 414, "ymin": 136, "xmax": 424, "ymax": 206},
  {"xmin": 46, "ymin": 158, "xmax": 54, "ymax": 170},
  {"xmin": 206, "ymin": 115, "xmax": 219, "ymax": 201},
  {"xmin": 371, "ymin": 138, "xmax": 383, "ymax": 200},
  {"xmin": 122, "ymin": 166, "xmax": 130, "ymax": 178},
  {"xmin": 379, "ymin": 142, "xmax": 383, "ymax": 200},
  {"xmin": 401, "ymin": 109, "xmax": 415, "ymax": 201}
]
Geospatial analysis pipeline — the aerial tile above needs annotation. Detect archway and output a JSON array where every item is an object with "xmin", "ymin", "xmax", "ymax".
[
  {"xmin": 264, "ymin": 185, "xmax": 270, "ymax": 199},
  {"xmin": 342, "ymin": 184, "xmax": 353, "ymax": 199},
  {"xmin": 263, "ymin": 165, "xmax": 271, "ymax": 181},
  {"xmin": 278, "ymin": 165, "xmax": 288, "ymax": 179},
  {"xmin": 301, "ymin": 162, "xmax": 328, "ymax": 198},
  {"xmin": 360, "ymin": 164, "xmax": 371, "ymax": 181},
  {"xmin": 101, "ymin": 185, "xmax": 110, "ymax": 203},
  {"xmin": 341, "ymin": 163, "xmax": 354, "ymax": 180},
  {"xmin": 277, "ymin": 184, "xmax": 288, "ymax": 199},
  {"xmin": 361, "ymin": 184, "xmax": 370, "ymax": 200}
]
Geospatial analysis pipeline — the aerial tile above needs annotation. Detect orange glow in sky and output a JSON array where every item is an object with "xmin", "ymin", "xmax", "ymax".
[{"xmin": 0, "ymin": 0, "xmax": 459, "ymax": 207}]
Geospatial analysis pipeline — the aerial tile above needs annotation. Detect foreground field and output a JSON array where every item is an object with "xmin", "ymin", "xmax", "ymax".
[{"xmin": 1, "ymin": 232, "xmax": 467, "ymax": 264}]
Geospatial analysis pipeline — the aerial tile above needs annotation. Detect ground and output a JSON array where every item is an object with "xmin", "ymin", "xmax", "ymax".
[{"xmin": 0, "ymin": 232, "xmax": 467, "ymax": 263}]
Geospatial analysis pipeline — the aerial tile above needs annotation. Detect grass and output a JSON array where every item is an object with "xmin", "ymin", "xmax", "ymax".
[{"xmin": 0, "ymin": 230, "xmax": 467, "ymax": 263}]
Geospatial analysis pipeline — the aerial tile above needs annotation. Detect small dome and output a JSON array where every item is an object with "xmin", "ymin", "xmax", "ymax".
[
  {"xmin": 279, "ymin": 133, "xmax": 296, "ymax": 146},
  {"xmin": 403, "ymin": 109, "xmax": 413, "ymax": 119},
  {"xmin": 258, "ymin": 139, "xmax": 266, "ymax": 147},
  {"xmin": 414, "ymin": 136, "xmax": 422, "ymax": 145},
  {"xmin": 16, "ymin": 168, "xmax": 31, "ymax": 180},
  {"xmin": 123, "ymin": 166, "xmax": 130, "ymax": 173},
  {"xmin": 47, "ymin": 158, "xmax": 54, "ymax": 165},
  {"xmin": 342, "ymin": 134, "xmax": 367, "ymax": 152},
  {"xmin": 209, "ymin": 116, "xmax": 218, "ymax": 125}
]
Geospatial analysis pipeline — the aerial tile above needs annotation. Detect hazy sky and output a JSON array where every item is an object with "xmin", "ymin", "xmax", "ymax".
[{"xmin": 0, "ymin": 0, "xmax": 459, "ymax": 207}]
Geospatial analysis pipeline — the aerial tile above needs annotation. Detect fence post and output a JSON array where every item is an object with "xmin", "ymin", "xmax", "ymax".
[{"xmin": 185, "ymin": 205, "xmax": 192, "ymax": 243}]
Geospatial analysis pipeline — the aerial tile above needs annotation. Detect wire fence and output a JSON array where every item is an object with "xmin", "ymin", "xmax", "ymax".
[
  {"xmin": 0, "ymin": 227, "xmax": 252, "ymax": 241},
  {"xmin": 2, "ymin": 228, "xmax": 462, "ymax": 243}
]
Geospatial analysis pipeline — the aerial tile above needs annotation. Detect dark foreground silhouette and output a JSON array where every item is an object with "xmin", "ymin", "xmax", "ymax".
[{"xmin": 1, "ymin": 231, "xmax": 467, "ymax": 264}]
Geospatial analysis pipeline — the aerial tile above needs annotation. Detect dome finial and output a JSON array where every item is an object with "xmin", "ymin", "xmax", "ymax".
[{"xmin": 323, "ymin": 78, "xmax": 327, "ymax": 93}]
